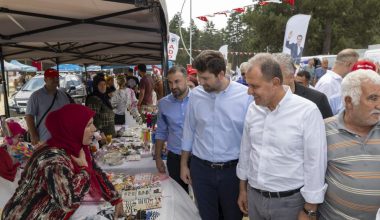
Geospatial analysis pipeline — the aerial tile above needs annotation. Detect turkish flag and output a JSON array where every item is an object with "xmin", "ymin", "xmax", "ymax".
[
  {"xmin": 196, "ymin": 16, "xmax": 208, "ymax": 22},
  {"xmin": 284, "ymin": 0, "xmax": 295, "ymax": 5},
  {"xmin": 233, "ymin": 8, "xmax": 245, "ymax": 13},
  {"xmin": 32, "ymin": 61, "xmax": 42, "ymax": 71}
]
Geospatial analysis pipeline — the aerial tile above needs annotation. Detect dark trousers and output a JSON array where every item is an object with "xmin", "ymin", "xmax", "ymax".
[
  {"xmin": 167, "ymin": 151, "xmax": 189, "ymax": 193},
  {"xmin": 114, "ymin": 114, "xmax": 125, "ymax": 125},
  {"xmin": 190, "ymin": 156, "xmax": 243, "ymax": 220}
]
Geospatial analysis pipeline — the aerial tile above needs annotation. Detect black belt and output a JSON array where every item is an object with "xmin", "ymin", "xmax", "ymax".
[
  {"xmin": 251, "ymin": 186, "xmax": 301, "ymax": 198},
  {"xmin": 193, "ymin": 155, "xmax": 238, "ymax": 169}
]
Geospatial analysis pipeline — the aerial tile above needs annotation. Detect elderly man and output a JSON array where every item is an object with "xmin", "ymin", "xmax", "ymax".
[
  {"xmin": 273, "ymin": 53, "xmax": 333, "ymax": 119},
  {"xmin": 315, "ymin": 49, "xmax": 359, "ymax": 115},
  {"xmin": 237, "ymin": 53, "xmax": 327, "ymax": 220},
  {"xmin": 181, "ymin": 50, "xmax": 252, "ymax": 220},
  {"xmin": 237, "ymin": 62, "xmax": 249, "ymax": 86},
  {"xmin": 319, "ymin": 69, "xmax": 380, "ymax": 219},
  {"xmin": 155, "ymin": 66, "xmax": 190, "ymax": 192}
]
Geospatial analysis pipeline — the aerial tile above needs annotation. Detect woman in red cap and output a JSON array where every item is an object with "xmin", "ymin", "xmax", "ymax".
[{"xmin": 1, "ymin": 104, "xmax": 123, "ymax": 220}]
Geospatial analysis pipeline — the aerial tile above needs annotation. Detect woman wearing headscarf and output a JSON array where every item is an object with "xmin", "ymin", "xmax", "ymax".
[
  {"xmin": 111, "ymin": 75, "xmax": 138, "ymax": 125},
  {"xmin": 86, "ymin": 75, "xmax": 116, "ymax": 137},
  {"xmin": 0, "ymin": 120, "xmax": 31, "ymax": 208},
  {"xmin": 1, "ymin": 104, "xmax": 123, "ymax": 220}
]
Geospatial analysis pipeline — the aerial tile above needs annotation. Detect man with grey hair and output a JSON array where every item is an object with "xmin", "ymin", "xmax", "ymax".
[
  {"xmin": 273, "ymin": 53, "xmax": 333, "ymax": 118},
  {"xmin": 319, "ymin": 69, "xmax": 380, "ymax": 220},
  {"xmin": 237, "ymin": 62, "xmax": 249, "ymax": 86},
  {"xmin": 237, "ymin": 53, "xmax": 327, "ymax": 220},
  {"xmin": 315, "ymin": 49, "xmax": 359, "ymax": 115}
]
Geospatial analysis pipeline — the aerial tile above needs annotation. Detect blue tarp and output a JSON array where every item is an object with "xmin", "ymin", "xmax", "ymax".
[{"xmin": 52, "ymin": 64, "xmax": 83, "ymax": 72}]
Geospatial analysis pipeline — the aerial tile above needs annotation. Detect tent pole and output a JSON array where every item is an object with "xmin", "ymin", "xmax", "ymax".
[
  {"xmin": 55, "ymin": 57, "xmax": 60, "ymax": 72},
  {"xmin": 84, "ymin": 64, "xmax": 90, "ymax": 94},
  {"xmin": 0, "ymin": 46, "xmax": 10, "ymax": 117}
]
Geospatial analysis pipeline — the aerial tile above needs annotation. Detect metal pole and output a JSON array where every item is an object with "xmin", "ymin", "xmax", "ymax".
[
  {"xmin": 55, "ymin": 57, "xmax": 60, "ymax": 72},
  {"xmin": 0, "ymin": 46, "xmax": 10, "ymax": 117},
  {"xmin": 189, "ymin": 0, "xmax": 192, "ymax": 64}
]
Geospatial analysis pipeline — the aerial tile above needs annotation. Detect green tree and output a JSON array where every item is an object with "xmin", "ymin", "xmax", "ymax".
[{"xmin": 242, "ymin": 0, "xmax": 380, "ymax": 56}]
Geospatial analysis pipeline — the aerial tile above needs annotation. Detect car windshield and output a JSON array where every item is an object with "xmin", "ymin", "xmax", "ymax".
[
  {"xmin": 22, "ymin": 76, "xmax": 64, "ymax": 91},
  {"xmin": 21, "ymin": 77, "xmax": 45, "ymax": 91}
]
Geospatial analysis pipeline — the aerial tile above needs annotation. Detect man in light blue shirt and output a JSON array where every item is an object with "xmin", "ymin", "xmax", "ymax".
[
  {"xmin": 180, "ymin": 50, "xmax": 252, "ymax": 220},
  {"xmin": 155, "ymin": 66, "xmax": 190, "ymax": 192}
]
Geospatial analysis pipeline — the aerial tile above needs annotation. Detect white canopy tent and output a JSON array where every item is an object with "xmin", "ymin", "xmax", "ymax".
[
  {"xmin": 0, "ymin": 0, "xmax": 169, "ymax": 116},
  {"xmin": 0, "ymin": 60, "xmax": 21, "ymax": 71}
]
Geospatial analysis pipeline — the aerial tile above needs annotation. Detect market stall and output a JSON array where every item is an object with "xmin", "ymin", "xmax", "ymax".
[{"xmin": 71, "ymin": 123, "xmax": 200, "ymax": 220}]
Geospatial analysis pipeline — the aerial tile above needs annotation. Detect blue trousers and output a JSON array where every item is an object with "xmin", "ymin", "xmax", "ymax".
[{"xmin": 190, "ymin": 157, "xmax": 243, "ymax": 220}]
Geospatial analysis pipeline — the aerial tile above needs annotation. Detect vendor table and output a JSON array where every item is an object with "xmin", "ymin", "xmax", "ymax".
[
  {"xmin": 71, "ymin": 154, "xmax": 200, "ymax": 220},
  {"xmin": 99, "ymin": 154, "xmax": 157, "ymax": 175},
  {"xmin": 72, "ymin": 177, "xmax": 200, "ymax": 220}
]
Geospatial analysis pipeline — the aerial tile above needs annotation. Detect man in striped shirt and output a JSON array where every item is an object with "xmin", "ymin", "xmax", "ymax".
[{"xmin": 320, "ymin": 69, "xmax": 380, "ymax": 219}]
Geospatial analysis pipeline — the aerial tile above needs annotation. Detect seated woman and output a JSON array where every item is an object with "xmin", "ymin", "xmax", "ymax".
[
  {"xmin": 111, "ymin": 75, "xmax": 138, "ymax": 125},
  {"xmin": 1, "ymin": 104, "xmax": 123, "ymax": 219},
  {"xmin": 0, "ymin": 119, "xmax": 31, "ymax": 208},
  {"xmin": 86, "ymin": 75, "xmax": 116, "ymax": 137}
]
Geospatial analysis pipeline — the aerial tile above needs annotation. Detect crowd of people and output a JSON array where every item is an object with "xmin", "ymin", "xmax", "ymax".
[
  {"xmin": 1, "ymin": 48, "xmax": 380, "ymax": 220},
  {"xmin": 155, "ymin": 50, "xmax": 380, "ymax": 220}
]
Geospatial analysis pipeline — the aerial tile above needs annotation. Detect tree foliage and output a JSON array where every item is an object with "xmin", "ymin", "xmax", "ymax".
[{"xmin": 168, "ymin": 1, "xmax": 380, "ymax": 67}]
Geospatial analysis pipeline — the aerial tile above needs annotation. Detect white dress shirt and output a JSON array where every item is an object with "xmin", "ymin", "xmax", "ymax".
[
  {"xmin": 315, "ymin": 70, "xmax": 343, "ymax": 115},
  {"xmin": 236, "ymin": 86, "xmax": 327, "ymax": 204}
]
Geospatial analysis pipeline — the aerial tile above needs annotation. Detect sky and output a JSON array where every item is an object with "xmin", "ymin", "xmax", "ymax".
[{"xmin": 165, "ymin": 0, "xmax": 255, "ymax": 30}]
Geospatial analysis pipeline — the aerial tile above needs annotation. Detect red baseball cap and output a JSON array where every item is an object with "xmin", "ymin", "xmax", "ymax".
[
  {"xmin": 351, "ymin": 61, "xmax": 377, "ymax": 71},
  {"xmin": 44, "ymin": 68, "xmax": 59, "ymax": 78}
]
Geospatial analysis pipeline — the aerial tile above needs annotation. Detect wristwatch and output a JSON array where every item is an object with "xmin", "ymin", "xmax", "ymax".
[{"xmin": 303, "ymin": 207, "xmax": 318, "ymax": 218}]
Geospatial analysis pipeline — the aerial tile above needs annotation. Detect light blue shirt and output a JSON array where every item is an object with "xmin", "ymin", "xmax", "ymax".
[
  {"xmin": 182, "ymin": 81, "xmax": 252, "ymax": 162},
  {"xmin": 155, "ymin": 90, "xmax": 190, "ymax": 155}
]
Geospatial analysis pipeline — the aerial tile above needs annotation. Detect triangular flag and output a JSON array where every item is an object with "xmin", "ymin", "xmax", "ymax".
[
  {"xmin": 196, "ymin": 16, "xmax": 208, "ymax": 22},
  {"xmin": 284, "ymin": 0, "xmax": 295, "ymax": 5},
  {"xmin": 259, "ymin": 1, "xmax": 269, "ymax": 6},
  {"xmin": 233, "ymin": 8, "xmax": 246, "ymax": 13}
]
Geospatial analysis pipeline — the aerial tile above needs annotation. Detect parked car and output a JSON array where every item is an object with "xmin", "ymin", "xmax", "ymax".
[
  {"xmin": 9, "ymin": 74, "xmax": 86, "ymax": 114},
  {"xmin": 364, "ymin": 49, "xmax": 380, "ymax": 64}
]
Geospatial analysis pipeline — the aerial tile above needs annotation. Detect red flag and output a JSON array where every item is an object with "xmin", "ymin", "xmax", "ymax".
[
  {"xmin": 31, "ymin": 61, "xmax": 42, "ymax": 71},
  {"xmin": 233, "ymin": 8, "xmax": 245, "ymax": 13},
  {"xmin": 196, "ymin": 16, "xmax": 208, "ymax": 22},
  {"xmin": 284, "ymin": 0, "xmax": 295, "ymax": 5}
]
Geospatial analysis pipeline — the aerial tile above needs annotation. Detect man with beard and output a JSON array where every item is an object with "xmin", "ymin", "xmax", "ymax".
[
  {"xmin": 155, "ymin": 66, "xmax": 191, "ymax": 192},
  {"xmin": 319, "ymin": 69, "xmax": 380, "ymax": 220},
  {"xmin": 180, "ymin": 50, "xmax": 252, "ymax": 220}
]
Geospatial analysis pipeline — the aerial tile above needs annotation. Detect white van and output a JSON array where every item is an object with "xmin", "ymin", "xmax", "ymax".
[{"xmin": 364, "ymin": 49, "xmax": 380, "ymax": 64}]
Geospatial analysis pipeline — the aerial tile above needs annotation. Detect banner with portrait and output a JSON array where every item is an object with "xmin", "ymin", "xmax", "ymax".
[{"xmin": 282, "ymin": 14, "xmax": 311, "ymax": 65}]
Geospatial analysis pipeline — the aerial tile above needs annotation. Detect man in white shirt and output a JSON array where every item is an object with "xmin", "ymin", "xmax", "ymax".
[
  {"xmin": 315, "ymin": 49, "xmax": 359, "ymax": 115},
  {"xmin": 237, "ymin": 53, "xmax": 327, "ymax": 220}
]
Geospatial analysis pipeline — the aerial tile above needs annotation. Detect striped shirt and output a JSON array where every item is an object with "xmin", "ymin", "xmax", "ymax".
[{"xmin": 319, "ymin": 111, "xmax": 380, "ymax": 220}]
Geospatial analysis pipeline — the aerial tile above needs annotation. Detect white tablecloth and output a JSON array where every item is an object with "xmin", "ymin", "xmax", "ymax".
[
  {"xmin": 72, "ymin": 178, "xmax": 200, "ymax": 220},
  {"xmin": 71, "ymin": 155, "xmax": 201, "ymax": 220},
  {"xmin": 99, "ymin": 154, "xmax": 156, "ymax": 175},
  {"xmin": 0, "ymin": 170, "xmax": 21, "ymax": 210}
]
